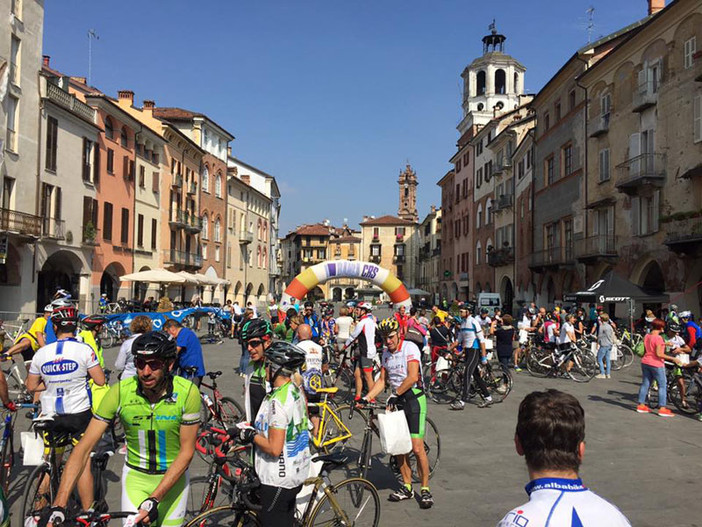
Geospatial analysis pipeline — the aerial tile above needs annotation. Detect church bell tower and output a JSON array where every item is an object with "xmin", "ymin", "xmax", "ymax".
[{"xmin": 398, "ymin": 164, "xmax": 418, "ymax": 222}]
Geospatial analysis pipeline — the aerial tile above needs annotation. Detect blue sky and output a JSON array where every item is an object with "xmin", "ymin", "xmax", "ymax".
[{"xmin": 43, "ymin": 0, "xmax": 651, "ymax": 234}]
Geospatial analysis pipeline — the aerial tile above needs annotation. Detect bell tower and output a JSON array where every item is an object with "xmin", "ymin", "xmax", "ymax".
[{"xmin": 398, "ymin": 164, "xmax": 418, "ymax": 222}]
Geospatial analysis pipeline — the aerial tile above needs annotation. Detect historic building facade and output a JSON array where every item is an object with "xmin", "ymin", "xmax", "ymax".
[{"xmin": 417, "ymin": 206, "xmax": 441, "ymax": 304}]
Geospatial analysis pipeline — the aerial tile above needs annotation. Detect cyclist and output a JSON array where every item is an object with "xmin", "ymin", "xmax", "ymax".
[
  {"xmin": 363, "ymin": 318, "xmax": 433, "ymax": 509},
  {"xmin": 345, "ymin": 301, "xmax": 377, "ymax": 401},
  {"xmin": 232, "ymin": 341, "xmax": 310, "ymax": 526},
  {"xmin": 164, "ymin": 319, "xmax": 205, "ymax": 387},
  {"xmin": 26, "ymin": 303, "xmax": 105, "ymax": 513},
  {"xmin": 5, "ymin": 304, "xmax": 51, "ymax": 365},
  {"xmin": 497, "ymin": 389, "xmax": 631, "ymax": 526},
  {"xmin": 450, "ymin": 304, "xmax": 494, "ymax": 410},
  {"xmin": 78, "ymin": 314, "xmax": 108, "ymax": 368},
  {"xmin": 98, "ymin": 293, "xmax": 109, "ymax": 314},
  {"xmin": 41, "ymin": 332, "xmax": 201, "ymax": 527},
  {"xmin": 240, "ymin": 318, "xmax": 274, "ymax": 422},
  {"xmin": 302, "ymin": 301, "xmax": 321, "ymax": 343},
  {"xmin": 320, "ymin": 307, "xmax": 336, "ymax": 345},
  {"xmin": 295, "ymin": 323, "xmax": 326, "ymax": 437}
]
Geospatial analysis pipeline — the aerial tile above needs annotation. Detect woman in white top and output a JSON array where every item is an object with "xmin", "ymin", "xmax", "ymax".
[
  {"xmin": 334, "ymin": 306, "xmax": 355, "ymax": 353},
  {"xmin": 114, "ymin": 315, "xmax": 152, "ymax": 379}
]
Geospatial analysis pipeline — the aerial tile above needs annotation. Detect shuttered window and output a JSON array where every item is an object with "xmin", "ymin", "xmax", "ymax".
[{"xmin": 46, "ymin": 117, "xmax": 58, "ymax": 171}]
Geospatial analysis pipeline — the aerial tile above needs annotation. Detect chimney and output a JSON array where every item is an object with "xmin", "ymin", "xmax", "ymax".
[
  {"xmin": 70, "ymin": 76, "xmax": 87, "ymax": 85},
  {"xmin": 241, "ymin": 175, "xmax": 250, "ymax": 185},
  {"xmin": 648, "ymin": 0, "xmax": 665, "ymax": 15},
  {"xmin": 227, "ymin": 146, "xmax": 232, "ymax": 157},
  {"xmin": 431, "ymin": 205, "xmax": 436, "ymax": 213},
  {"xmin": 143, "ymin": 100, "xmax": 155, "ymax": 110},
  {"xmin": 42, "ymin": 55, "xmax": 50, "ymax": 67},
  {"xmin": 118, "ymin": 90, "xmax": 134, "ymax": 104}
]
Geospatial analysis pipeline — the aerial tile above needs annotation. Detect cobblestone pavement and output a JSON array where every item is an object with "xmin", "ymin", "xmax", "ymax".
[{"xmin": 8, "ymin": 326, "xmax": 698, "ymax": 526}]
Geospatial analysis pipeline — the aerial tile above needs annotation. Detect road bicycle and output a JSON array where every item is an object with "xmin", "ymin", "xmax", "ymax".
[
  {"xmin": 526, "ymin": 342, "xmax": 598, "ymax": 382},
  {"xmin": 325, "ymin": 341, "xmax": 382, "ymax": 404},
  {"xmin": 37, "ymin": 509, "xmax": 144, "ymax": 526},
  {"xmin": 346, "ymin": 400, "xmax": 440, "ymax": 484},
  {"xmin": 99, "ymin": 320, "xmax": 128, "ymax": 348},
  {"xmin": 0, "ymin": 402, "xmax": 38, "ymax": 494},
  {"xmin": 186, "ymin": 369, "xmax": 245, "ymax": 441},
  {"xmin": 307, "ymin": 386, "xmax": 354, "ymax": 453},
  {"xmin": 2, "ymin": 318, "xmax": 29, "ymax": 346},
  {"xmin": 577, "ymin": 334, "xmax": 634, "ymax": 371},
  {"xmin": 0, "ymin": 353, "xmax": 33, "ymax": 402},
  {"xmin": 671, "ymin": 369, "xmax": 702, "ymax": 415}
]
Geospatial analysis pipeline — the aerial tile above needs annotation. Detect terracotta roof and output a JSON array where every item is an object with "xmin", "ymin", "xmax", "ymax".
[
  {"xmin": 295, "ymin": 223, "xmax": 332, "ymax": 236},
  {"xmin": 360, "ymin": 215, "xmax": 415, "ymax": 226},
  {"xmin": 152, "ymin": 107, "xmax": 199, "ymax": 120},
  {"xmin": 334, "ymin": 235, "xmax": 361, "ymax": 243}
]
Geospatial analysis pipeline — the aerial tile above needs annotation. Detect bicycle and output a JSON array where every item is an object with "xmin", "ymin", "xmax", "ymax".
[
  {"xmin": 3, "ymin": 318, "xmax": 29, "ymax": 346},
  {"xmin": 0, "ymin": 402, "xmax": 38, "ymax": 494},
  {"xmin": 99, "ymin": 320, "xmax": 128, "ymax": 348},
  {"xmin": 186, "ymin": 369, "xmax": 245, "ymax": 437},
  {"xmin": 671, "ymin": 369, "xmax": 702, "ymax": 415},
  {"xmin": 346, "ymin": 400, "xmax": 440, "ymax": 484},
  {"xmin": 36, "ymin": 509, "xmax": 145, "ymax": 526},
  {"xmin": 0, "ymin": 353, "xmax": 33, "ymax": 402},
  {"xmin": 526, "ymin": 342, "xmax": 598, "ymax": 382},
  {"xmin": 307, "ymin": 386, "xmax": 354, "ymax": 453}
]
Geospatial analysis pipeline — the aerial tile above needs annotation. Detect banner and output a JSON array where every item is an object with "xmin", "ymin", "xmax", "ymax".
[{"xmin": 98, "ymin": 306, "xmax": 231, "ymax": 331}]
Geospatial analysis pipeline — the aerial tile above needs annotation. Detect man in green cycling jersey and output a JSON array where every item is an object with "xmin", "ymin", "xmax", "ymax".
[
  {"xmin": 41, "ymin": 331, "xmax": 200, "ymax": 527},
  {"xmin": 241, "ymin": 318, "xmax": 273, "ymax": 422}
]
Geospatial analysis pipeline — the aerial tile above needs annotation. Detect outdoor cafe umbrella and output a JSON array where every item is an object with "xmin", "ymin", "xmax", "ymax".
[{"xmin": 119, "ymin": 268, "xmax": 192, "ymax": 284}]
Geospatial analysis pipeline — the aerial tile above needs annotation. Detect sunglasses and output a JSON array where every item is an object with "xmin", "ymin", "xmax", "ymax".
[
  {"xmin": 246, "ymin": 339, "xmax": 265, "ymax": 348},
  {"xmin": 383, "ymin": 333, "xmax": 399, "ymax": 341},
  {"xmin": 135, "ymin": 357, "xmax": 166, "ymax": 371}
]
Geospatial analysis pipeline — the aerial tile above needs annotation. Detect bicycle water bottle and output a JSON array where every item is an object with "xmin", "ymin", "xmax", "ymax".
[{"xmin": 202, "ymin": 393, "xmax": 215, "ymax": 410}]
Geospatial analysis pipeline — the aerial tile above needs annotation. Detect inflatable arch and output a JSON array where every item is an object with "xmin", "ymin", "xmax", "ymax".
[{"xmin": 281, "ymin": 260, "xmax": 412, "ymax": 309}]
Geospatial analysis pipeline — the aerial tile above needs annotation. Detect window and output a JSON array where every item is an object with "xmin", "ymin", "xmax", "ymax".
[
  {"xmin": 103, "ymin": 202, "xmax": 113, "ymax": 241},
  {"xmin": 476, "ymin": 203, "xmax": 482, "ymax": 229},
  {"xmin": 82, "ymin": 197, "xmax": 98, "ymax": 241},
  {"xmin": 105, "ymin": 117, "xmax": 114, "ymax": 140},
  {"xmin": 601, "ymin": 93, "xmax": 611, "ymax": 117},
  {"xmin": 569, "ymin": 90, "xmax": 576, "ymax": 111},
  {"xmin": 215, "ymin": 174, "xmax": 222, "ymax": 198},
  {"xmin": 203, "ymin": 244, "xmax": 208, "ymax": 260},
  {"xmin": 370, "ymin": 244, "xmax": 381, "ymax": 256},
  {"xmin": 214, "ymin": 218, "xmax": 221, "ymax": 242},
  {"xmin": 317, "ymin": 248, "xmax": 326, "ymax": 259},
  {"xmin": 476, "ymin": 167, "xmax": 483, "ymax": 189},
  {"xmin": 107, "ymin": 149, "xmax": 114, "ymax": 173},
  {"xmin": 137, "ymin": 214, "xmax": 144, "ymax": 247},
  {"xmin": 485, "ymin": 200, "xmax": 492, "ymax": 225},
  {"xmin": 564, "ymin": 218, "xmax": 573, "ymax": 257},
  {"xmin": 545, "ymin": 223, "xmax": 556, "ymax": 250},
  {"xmin": 139, "ymin": 165, "xmax": 145, "ymax": 188},
  {"xmin": 599, "ymin": 149, "xmax": 610, "ymax": 182},
  {"xmin": 544, "ymin": 112, "xmax": 550, "ymax": 131},
  {"xmin": 11, "ymin": 0, "xmax": 21, "ymax": 18},
  {"xmin": 10, "ymin": 36, "xmax": 20, "ymax": 85},
  {"xmin": 202, "ymin": 166, "xmax": 209, "ymax": 193},
  {"xmin": 372, "ymin": 227, "xmax": 379, "ymax": 239},
  {"xmin": 562, "ymin": 143, "xmax": 573, "ymax": 177},
  {"xmin": 215, "ymin": 246, "xmax": 220, "ymax": 262},
  {"xmin": 82, "ymin": 139, "xmax": 93, "ymax": 182},
  {"xmin": 695, "ymin": 94, "xmax": 702, "ymax": 144},
  {"xmin": 455, "ymin": 184, "xmax": 460, "ymax": 203},
  {"xmin": 121, "ymin": 208, "xmax": 129, "ymax": 244},
  {"xmin": 46, "ymin": 116, "xmax": 58, "ymax": 171},
  {"xmin": 684, "ymin": 37, "xmax": 697, "ymax": 70},
  {"xmin": 476, "ymin": 242, "xmax": 482, "ymax": 265},
  {"xmin": 152, "ymin": 172, "xmax": 159, "ymax": 192},
  {"xmin": 151, "ymin": 218, "xmax": 157, "ymax": 250},
  {"xmin": 456, "ymin": 158, "xmax": 461, "ymax": 172},
  {"xmin": 477, "ymin": 70, "xmax": 486, "ymax": 95},
  {"xmin": 6, "ymin": 96, "xmax": 19, "ymax": 152},
  {"xmin": 555, "ymin": 101, "xmax": 561, "ymax": 121},
  {"xmin": 545, "ymin": 155, "xmax": 555, "ymax": 185},
  {"xmin": 202, "ymin": 213, "xmax": 209, "ymax": 240},
  {"xmin": 120, "ymin": 127, "xmax": 128, "ymax": 148},
  {"xmin": 495, "ymin": 69, "xmax": 506, "ymax": 94},
  {"xmin": 227, "ymin": 242, "xmax": 232, "ymax": 268},
  {"xmin": 454, "ymin": 220, "xmax": 460, "ymax": 238},
  {"xmin": 517, "ymin": 158, "xmax": 525, "ymax": 179},
  {"xmin": 631, "ymin": 191, "xmax": 660, "ymax": 236}
]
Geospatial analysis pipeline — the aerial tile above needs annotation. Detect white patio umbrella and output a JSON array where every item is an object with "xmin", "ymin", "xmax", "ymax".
[
  {"xmin": 120, "ymin": 268, "xmax": 191, "ymax": 284},
  {"xmin": 177, "ymin": 271, "xmax": 208, "ymax": 284}
]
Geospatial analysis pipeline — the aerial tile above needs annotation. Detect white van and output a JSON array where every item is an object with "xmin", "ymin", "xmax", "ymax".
[{"xmin": 477, "ymin": 293, "xmax": 502, "ymax": 316}]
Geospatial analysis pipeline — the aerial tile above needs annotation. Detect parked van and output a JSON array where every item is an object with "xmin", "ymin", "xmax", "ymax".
[{"xmin": 477, "ymin": 293, "xmax": 502, "ymax": 316}]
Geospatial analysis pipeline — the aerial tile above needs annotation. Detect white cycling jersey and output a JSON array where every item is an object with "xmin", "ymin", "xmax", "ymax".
[
  {"xmin": 497, "ymin": 478, "xmax": 631, "ymax": 527},
  {"xmin": 382, "ymin": 340, "xmax": 422, "ymax": 391},
  {"xmin": 460, "ymin": 315, "xmax": 485, "ymax": 350},
  {"xmin": 29, "ymin": 337, "xmax": 100, "ymax": 416},
  {"xmin": 346, "ymin": 315, "xmax": 376, "ymax": 360}
]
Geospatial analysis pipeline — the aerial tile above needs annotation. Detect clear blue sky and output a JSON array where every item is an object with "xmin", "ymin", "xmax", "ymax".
[{"xmin": 44, "ymin": 0, "xmax": 650, "ymax": 234}]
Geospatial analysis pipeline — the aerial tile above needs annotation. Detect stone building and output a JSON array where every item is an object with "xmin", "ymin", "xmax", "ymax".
[
  {"xmin": 360, "ymin": 214, "xmax": 417, "ymax": 287},
  {"xmin": 437, "ymin": 169, "xmax": 456, "ymax": 300},
  {"xmin": 513, "ymin": 129, "xmax": 535, "ymax": 305},
  {"xmin": 417, "ymin": 206, "xmax": 441, "ymax": 304}
]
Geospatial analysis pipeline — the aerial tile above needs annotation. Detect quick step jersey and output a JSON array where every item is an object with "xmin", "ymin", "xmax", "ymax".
[
  {"xmin": 497, "ymin": 478, "xmax": 631, "ymax": 527},
  {"xmin": 29, "ymin": 338, "xmax": 99, "ymax": 416}
]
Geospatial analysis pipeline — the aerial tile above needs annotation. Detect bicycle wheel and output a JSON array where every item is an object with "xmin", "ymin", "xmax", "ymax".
[
  {"xmin": 216, "ymin": 397, "xmax": 245, "ymax": 429},
  {"xmin": 0, "ymin": 427, "xmax": 13, "ymax": 494},
  {"xmin": 428, "ymin": 367, "xmax": 458, "ymax": 405},
  {"xmin": 188, "ymin": 470, "xmax": 235, "ymax": 518},
  {"xmin": 184, "ymin": 505, "xmax": 260, "ymax": 527},
  {"xmin": 619, "ymin": 344, "xmax": 635, "ymax": 369},
  {"xmin": 526, "ymin": 348, "xmax": 551, "ymax": 378},
  {"xmin": 487, "ymin": 366, "xmax": 513, "ymax": 399},
  {"xmin": 610, "ymin": 346, "xmax": 624, "ymax": 371},
  {"xmin": 567, "ymin": 352, "xmax": 597, "ymax": 383},
  {"xmin": 308, "ymin": 477, "xmax": 380, "ymax": 527},
  {"xmin": 333, "ymin": 404, "xmax": 367, "ymax": 458},
  {"xmin": 22, "ymin": 463, "xmax": 54, "ymax": 521},
  {"xmin": 402, "ymin": 416, "xmax": 440, "ymax": 482},
  {"xmin": 670, "ymin": 375, "xmax": 699, "ymax": 415}
]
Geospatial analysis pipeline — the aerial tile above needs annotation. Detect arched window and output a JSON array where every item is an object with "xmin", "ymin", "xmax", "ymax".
[
  {"xmin": 257, "ymin": 219, "xmax": 262, "ymax": 240},
  {"xmin": 214, "ymin": 217, "xmax": 221, "ymax": 242},
  {"xmin": 514, "ymin": 72, "xmax": 519, "ymax": 93},
  {"xmin": 120, "ymin": 127, "xmax": 128, "ymax": 148},
  {"xmin": 262, "ymin": 247, "xmax": 267, "ymax": 268},
  {"xmin": 202, "ymin": 166, "xmax": 209, "ymax": 193},
  {"xmin": 476, "ymin": 242, "xmax": 482, "ymax": 265},
  {"xmin": 257, "ymin": 246, "xmax": 262, "ymax": 268},
  {"xmin": 202, "ymin": 213, "xmax": 209, "ymax": 240},
  {"xmin": 263, "ymin": 221, "xmax": 268, "ymax": 242},
  {"xmin": 486, "ymin": 238, "xmax": 493, "ymax": 264},
  {"xmin": 105, "ymin": 117, "xmax": 114, "ymax": 140},
  {"xmin": 476, "ymin": 203, "xmax": 483, "ymax": 229},
  {"xmin": 215, "ymin": 173, "xmax": 222, "ymax": 198},
  {"xmin": 495, "ymin": 69, "xmax": 506, "ymax": 94},
  {"xmin": 477, "ymin": 70, "xmax": 486, "ymax": 95},
  {"xmin": 486, "ymin": 200, "xmax": 492, "ymax": 224}
]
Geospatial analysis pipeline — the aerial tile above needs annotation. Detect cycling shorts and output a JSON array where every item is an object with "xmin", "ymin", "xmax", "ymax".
[
  {"xmin": 354, "ymin": 356, "xmax": 374, "ymax": 373},
  {"xmin": 42, "ymin": 410, "xmax": 92, "ymax": 454},
  {"xmin": 122, "ymin": 465, "xmax": 189, "ymax": 527},
  {"xmin": 399, "ymin": 388, "xmax": 427, "ymax": 439},
  {"xmin": 16, "ymin": 333, "xmax": 39, "ymax": 361}
]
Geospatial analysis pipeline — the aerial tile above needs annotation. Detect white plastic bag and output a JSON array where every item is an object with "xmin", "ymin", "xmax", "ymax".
[
  {"xmin": 435, "ymin": 355, "xmax": 450, "ymax": 373},
  {"xmin": 378, "ymin": 409, "xmax": 412, "ymax": 455},
  {"xmin": 610, "ymin": 344, "xmax": 619, "ymax": 361},
  {"xmin": 591, "ymin": 342, "xmax": 598, "ymax": 357},
  {"xmin": 21, "ymin": 432, "xmax": 44, "ymax": 466},
  {"xmin": 295, "ymin": 457, "xmax": 324, "ymax": 517}
]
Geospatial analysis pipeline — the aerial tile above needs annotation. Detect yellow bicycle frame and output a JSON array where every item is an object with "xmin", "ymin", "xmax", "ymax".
[{"xmin": 310, "ymin": 389, "xmax": 352, "ymax": 450}]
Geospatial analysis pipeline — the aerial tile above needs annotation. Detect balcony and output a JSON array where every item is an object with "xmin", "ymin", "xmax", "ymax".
[
  {"xmin": 187, "ymin": 182, "xmax": 197, "ymax": 195},
  {"xmin": 432, "ymin": 247, "xmax": 441, "ymax": 257},
  {"xmin": 369, "ymin": 254, "xmax": 381, "ymax": 263},
  {"xmin": 664, "ymin": 217, "xmax": 702, "ymax": 256},
  {"xmin": 589, "ymin": 113, "xmax": 610, "ymax": 138},
  {"xmin": 393, "ymin": 254, "xmax": 406, "ymax": 263},
  {"xmin": 82, "ymin": 225, "xmax": 99, "ymax": 246},
  {"xmin": 487, "ymin": 247, "xmax": 515, "ymax": 267},
  {"xmin": 395, "ymin": 233, "xmax": 404, "ymax": 242},
  {"xmin": 0, "ymin": 208, "xmax": 42, "ymax": 238},
  {"xmin": 185, "ymin": 214, "xmax": 202, "ymax": 233},
  {"xmin": 168, "ymin": 209, "xmax": 188, "ymax": 228},
  {"xmin": 493, "ymin": 194, "xmax": 514, "ymax": 212},
  {"xmin": 172, "ymin": 174, "xmax": 183, "ymax": 188},
  {"xmin": 574, "ymin": 235, "xmax": 618, "ymax": 263},
  {"xmin": 615, "ymin": 153, "xmax": 666, "ymax": 194},
  {"xmin": 42, "ymin": 218, "xmax": 66, "ymax": 240},
  {"xmin": 529, "ymin": 246, "xmax": 574, "ymax": 272},
  {"xmin": 239, "ymin": 231, "xmax": 253, "ymax": 244},
  {"xmin": 46, "ymin": 82, "xmax": 96, "ymax": 123},
  {"xmin": 492, "ymin": 159, "xmax": 512, "ymax": 177},
  {"xmin": 164, "ymin": 249, "xmax": 202, "ymax": 268},
  {"xmin": 632, "ymin": 80, "xmax": 658, "ymax": 112},
  {"xmin": 459, "ymin": 272, "xmax": 469, "ymax": 282}
]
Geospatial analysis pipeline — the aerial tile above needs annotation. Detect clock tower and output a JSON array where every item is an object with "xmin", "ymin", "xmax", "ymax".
[{"xmin": 398, "ymin": 164, "xmax": 418, "ymax": 222}]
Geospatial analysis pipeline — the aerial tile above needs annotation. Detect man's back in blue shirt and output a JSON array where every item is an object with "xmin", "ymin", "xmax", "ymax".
[{"xmin": 176, "ymin": 327, "xmax": 206, "ymax": 377}]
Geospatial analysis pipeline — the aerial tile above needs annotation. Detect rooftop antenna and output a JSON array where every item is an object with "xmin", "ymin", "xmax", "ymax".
[
  {"xmin": 87, "ymin": 29, "xmax": 99, "ymax": 85},
  {"xmin": 586, "ymin": 6, "xmax": 595, "ymax": 44}
]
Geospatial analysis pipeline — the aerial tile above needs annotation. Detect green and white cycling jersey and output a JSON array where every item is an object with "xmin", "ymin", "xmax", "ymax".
[
  {"xmin": 253, "ymin": 380, "xmax": 311, "ymax": 489},
  {"xmin": 94, "ymin": 375, "xmax": 201, "ymax": 474}
]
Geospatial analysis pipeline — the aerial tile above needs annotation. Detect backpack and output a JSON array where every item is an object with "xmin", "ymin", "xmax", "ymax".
[{"xmin": 404, "ymin": 326, "xmax": 425, "ymax": 349}]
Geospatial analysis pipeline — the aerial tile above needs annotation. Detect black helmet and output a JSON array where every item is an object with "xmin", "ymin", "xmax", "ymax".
[
  {"xmin": 131, "ymin": 331, "xmax": 177, "ymax": 359},
  {"xmin": 265, "ymin": 341, "xmax": 306, "ymax": 371},
  {"xmin": 240, "ymin": 319, "xmax": 272, "ymax": 341},
  {"xmin": 667, "ymin": 323, "xmax": 682, "ymax": 333},
  {"xmin": 82, "ymin": 314, "xmax": 107, "ymax": 330},
  {"xmin": 304, "ymin": 301, "xmax": 313, "ymax": 308}
]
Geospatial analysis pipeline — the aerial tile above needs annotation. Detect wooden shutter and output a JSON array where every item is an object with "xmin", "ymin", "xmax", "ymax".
[
  {"xmin": 82, "ymin": 138, "xmax": 89, "ymax": 181},
  {"xmin": 631, "ymin": 197, "xmax": 640, "ymax": 236},
  {"xmin": 83, "ymin": 196, "xmax": 91, "ymax": 227},
  {"xmin": 91, "ymin": 198, "xmax": 99, "ymax": 227},
  {"xmin": 123, "ymin": 156, "xmax": 129, "ymax": 179},
  {"xmin": 93, "ymin": 144, "xmax": 100, "ymax": 185},
  {"xmin": 151, "ymin": 219, "xmax": 157, "ymax": 250},
  {"xmin": 55, "ymin": 187, "xmax": 62, "ymax": 220}
]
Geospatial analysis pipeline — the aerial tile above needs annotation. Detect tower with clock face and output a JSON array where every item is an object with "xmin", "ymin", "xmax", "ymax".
[
  {"xmin": 398, "ymin": 164, "xmax": 418, "ymax": 222},
  {"xmin": 457, "ymin": 21, "xmax": 527, "ymax": 136}
]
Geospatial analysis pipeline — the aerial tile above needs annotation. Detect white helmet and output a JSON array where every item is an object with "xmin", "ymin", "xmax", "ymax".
[
  {"xmin": 43, "ymin": 304, "xmax": 53, "ymax": 312},
  {"xmin": 51, "ymin": 297, "xmax": 74, "ymax": 309},
  {"xmin": 358, "ymin": 301, "xmax": 372, "ymax": 311},
  {"xmin": 679, "ymin": 310, "xmax": 692, "ymax": 319}
]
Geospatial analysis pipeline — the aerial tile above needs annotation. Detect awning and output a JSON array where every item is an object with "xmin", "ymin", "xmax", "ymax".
[
  {"xmin": 120, "ymin": 268, "xmax": 191, "ymax": 284},
  {"xmin": 567, "ymin": 271, "xmax": 669, "ymax": 304},
  {"xmin": 407, "ymin": 288, "xmax": 431, "ymax": 296}
]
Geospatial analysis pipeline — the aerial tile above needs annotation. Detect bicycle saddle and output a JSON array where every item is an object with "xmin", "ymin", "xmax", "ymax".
[
  {"xmin": 183, "ymin": 366, "xmax": 199, "ymax": 375},
  {"xmin": 207, "ymin": 371, "xmax": 222, "ymax": 379},
  {"xmin": 312, "ymin": 452, "xmax": 349, "ymax": 467}
]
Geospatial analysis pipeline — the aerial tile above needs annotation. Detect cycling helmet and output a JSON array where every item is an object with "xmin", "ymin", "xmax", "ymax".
[
  {"xmin": 265, "ymin": 341, "xmax": 306, "ymax": 371},
  {"xmin": 43, "ymin": 304, "xmax": 53, "ymax": 313},
  {"xmin": 131, "ymin": 331, "xmax": 177, "ymax": 359},
  {"xmin": 528, "ymin": 307, "xmax": 536, "ymax": 315},
  {"xmin": 670, "ymin": 304, "xmax": 679, "ymax": 312},
  {"xmin": 240, "ymin": 319, "xmax": 272, "ymax": 342},
  {"xmin": 51, "ymin": 297, "xmax": 74, "ymax": 309},
  {"xmin": 346, "ymin": 300, "xmax": 357, "ymax": 308},
  {"xmin": 377, "ymin": 317, "xmax": 400, "ymax": 336},
  {"xmin": 679, "ymin": 310, "xmax": 692, "ymax": 319},
  {"xmin": 51, "ymin": 305, "xmax": 78, "ymax": 329},
  {"xmin": 303, "ymin": 301, "xmax": 313, "ymax": 308},
  {"xmin": 82, "ymin": 314, "xmax": 107, "ymax": 330},
  {"xmin": 324, "ymin": 307, "xmax": 335, "ymax": 317},
  {"xmin": 53, "ymin": 288, "xmax": 71, "ymax": 300},
  {"xmin": 358, "ymin": 301, "xmax": 372, "ymax": 311},
  {"xmin": 667, "ymin": 323, "xmax": 682, "ymax": 333},
  {"xmin": 480, "ymin": 308, "xmax": 489, "ymax": 315}
]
